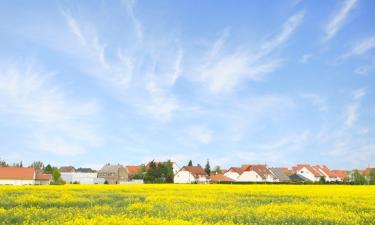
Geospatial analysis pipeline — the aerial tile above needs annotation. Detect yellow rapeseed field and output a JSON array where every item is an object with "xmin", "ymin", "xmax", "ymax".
[{"xmin": 0, "ymin": 184, "xmax": 374, "ymax": 225}]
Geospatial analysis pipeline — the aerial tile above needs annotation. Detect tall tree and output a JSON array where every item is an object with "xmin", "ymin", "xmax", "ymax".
[
  {"xmin": 0, "ymin": 158, "xmax": 7, "ymax": 167},
  {"xmin": 368, "ymin": 168, "xmax": 375, "ymax": 185},
  {"xmin": 52, "ymin": 168, "xmax": 62, "ymax": 184},
  {"xmin": 205, "ymin": 160, "xmax": 211, "ymax": 175},
  {"xmin": 213, "ymin": 166, "xmax": 222, "ymax": 174},
  {"xmin": 351, "ymin": 170, "xmax": 367, "ymax": 185},
  {"xmin": 30, "ymin": 161, "xmax": 44, "ymax": 170},
  {"xmin": 44, "ymin": 164, "xmax": 53, "ymax": 174},
  {"xmin": 188, "ymin": 160, "xmax": 193, "ymax": 166}
]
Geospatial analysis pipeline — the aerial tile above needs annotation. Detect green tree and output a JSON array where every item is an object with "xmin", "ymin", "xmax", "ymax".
[
  {"xmin": 51, "ymin": 168, "xmax": 64, "ymax": 185},
  {"xmin": 319, "ymin": 176, "xmax": 326, "ymax": 184},
  {"xmin": 188, "ymin": 160, "xmax": 193, "ymax": 166},
  {"xmin": 213, "ymin": 166, "xmax": 222, "ymax": 174},
  {"xmin": 44, "ymin": 164, "xmax": 53, "ymax": 174},
  {"xmin": 368, "ymin": 168, "xmax": 375, "ymax": 185},
  {"xmin": 30, "ymin": 161, "xmax": 44, "ymax": 170},
  {"xmin": 205, "ymin": 160, "xmax": 211, "ymax": 175},
  {"xmin": 351, "ymin": 170, "xmax": 367, "ymax": 185},
  {"xmin": 0, "ymin": 158, "xmax": 8, "ymax": 167}
]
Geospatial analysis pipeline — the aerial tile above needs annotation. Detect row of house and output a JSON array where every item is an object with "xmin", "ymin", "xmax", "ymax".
[
  {"xmin": 0, "ymin": 167, "xmax": 51, "ymax": 185},
  {"xmin": 174, "ymin": 164, "xmax": 353, "ymax": 184},
  {"xmin": 0, "ymin": 161, "xmax": 370, "ymax": 185}
]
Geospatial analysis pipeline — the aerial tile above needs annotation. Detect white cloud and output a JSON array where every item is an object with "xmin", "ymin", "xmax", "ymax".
[
  {"xmin": 301, "ymin": 93, "xmax": 327, "ymax": 111},
  {"xmin": 324, "ymin": 0, "xmax": 358, "ymax": 41},
  {"xmin": 64, "ymin": 12, "xmax": 133, "ymax": 90},
  {"xmin": 188, "ymin": 126, "xmax": 213, "ymax": 144},
  {"xmin": 0, "ymin": 63, "xmax": 102, "ymax": 156},
  {"xmin": 345, "ymin": 88, "xmax": 366, "ymax": 128},
  {"xmin": 197, "ymin": 11, "xmax": 304, "ymax": 93},
  {"xmin": 123, "ymin": 0, "xmax": 143, "ymax": 42},
  {"xmin": 300, "ymin": 54, "xmax": 312, "ymax": 63},
  {"xmin": 349, "ymin": 36, "xmax": 375, "ymax": 56}
]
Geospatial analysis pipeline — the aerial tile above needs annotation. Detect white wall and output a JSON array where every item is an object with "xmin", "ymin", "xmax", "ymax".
[
  {"xmin": 61, "ymin": 172, "xmax": 102, "ymax": 184},
  {"xmin": 297, "ymin": 167, "xmax": 320, "ymax": 182},
  {"xmin": 237, "ymin": 171, "xmax": 263, "ymax": 182},
  {"xmin": 224, "ymin": 171, "xmax": 240, "ymax": 181},
  {"xmin": 174, "ymin": 171, "xmax": 195, "ymax": 183},
  {"xmin": 0, "ymin": 179, "xmax": 35, "ymax": 185}
]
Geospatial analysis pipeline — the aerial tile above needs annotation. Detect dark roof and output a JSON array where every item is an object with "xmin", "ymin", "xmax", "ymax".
[
  {"xmin": 269, "ymin": 168, "xmax": 290, "ymax": 181},
  {"xmin": 289, "ymin": 173, "xmax": 309, "ymax": 181},
  {"xmin": 59, "ymin": 166, "xmax": 76, "ymax": 173},
  {"xmin": 76, "ymin": 168, "xmax": 96, "ymax": 173}
]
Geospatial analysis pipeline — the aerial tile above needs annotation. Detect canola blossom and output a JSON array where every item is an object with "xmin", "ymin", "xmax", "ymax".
[{"xmin": 0, "ymin": 184, "xmax": 374, "ymax": 224}]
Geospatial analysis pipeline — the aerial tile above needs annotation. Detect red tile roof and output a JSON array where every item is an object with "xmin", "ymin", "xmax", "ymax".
[
  {"xmin": 35, "ymin": 173, "xmax": 51, "ymax": 181},
  {"xmin": 245, "ymin": 164, "xmax": 273, "ymax": 179},
  {"xmin": 0, "ymin": 167, "xmax": 35, "ymax": 180},
  {"xmin": 292, "ymin": 164, "xmax": 324, "ymax": 177},
  {"xmin": 210, "ymin": 174, "xmax": 234, "ymax": 182},
  {"xmin": 331, "ymin": 170, "xmax": 349, "ymax": 180},
  {"xmin": 314, "ymin": 165, "xmax": 336, "ymax": 178},
  {"xmin": 226, "ymin": 167, "xmax": 244, "ymax": 174},
  {"xmin": 181, "ymin": 166, "xmax": 207, "ymax": 177},
  {"xmin": 126, "ymin": 166, "xmax": 142, "ymax": 176}
]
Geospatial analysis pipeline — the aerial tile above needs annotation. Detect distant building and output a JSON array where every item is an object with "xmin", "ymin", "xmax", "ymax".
[
  {"xmin": 223, "ymin": 167, "xmax": 244, "ymax": 181},
  {"xmin": 292, "ymin": 164, "xmax": 324, "ymax": 182},
  {"xmin": 60, "ymin": 171, "xmax": 104, "ymax": 184},
  {"xmin": 331, "ymin": 170, "xmax": 349, "ymax": 182},
  {"xmin": 98, "ymin": 164, "xmax": 128, "ymax": 184},
  {"xmin": 76, "ymin": 168, "xmax": 96, "ymax": 173},
  {"xmin": 237, "ymin": 165, "xmax": 277, "ymax": 182},
  {"xmin": 174, "ymin": 166, "xmax": 209, "ymax": 184},
  {"xmin": 268, "ymin": 168, "xmax": 291, "ymax": 182},
  {"xmin": 59, "ymin": 166, "xmax": 76, "ymax": 173},
  {"xmin": 126, "ymin": 165, "xmax": 142, "ymax": 179},
  {"xmin": 0, "ymin": 167, "xmax": 51, "ymax": 185}
]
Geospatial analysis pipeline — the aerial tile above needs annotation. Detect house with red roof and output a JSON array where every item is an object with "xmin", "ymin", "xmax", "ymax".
[
  {"xmin": 237, "ymin": 164, "xmax": 277, "ymax": 182},
  {"xmin": 0, "ymin": 167, "xmax": 51, "ymax": 185},
  {"xmin": 313, "ymin": 165, "xmax": 338, "ymax": 182},
  {"xmin": 223, "ymin": 167, "xmax": 244, "ymax": 181},
  {"xmin": 331, "ymin": 170, "xmax": 349, "ymax": 182},
  {"xmin": 292, "ymin": 164, "xmax": 324, "ymax": 182},
  {"xmin": 174, "ymin": 166, "xmax": 209, "ymax": 184}
]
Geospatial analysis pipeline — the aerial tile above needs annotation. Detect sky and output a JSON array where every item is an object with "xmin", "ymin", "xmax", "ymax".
[{"xmin": 0, "ymin": 0, "xmax": 374, "ymax": 170}]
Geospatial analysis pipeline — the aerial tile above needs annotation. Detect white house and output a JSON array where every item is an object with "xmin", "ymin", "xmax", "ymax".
[
  {"xmin": 174, "ymin": 166, "xmax": 209, "ymax": 184},
  {"xmin": 224, "ymin": 167, "xmax": 244, "ymax": 181},
  {"xmin": 237, "ymin": 165, "xmax": 277, "ymax": 182},
  {"xmin": 292, "ymin": 164, "xmax": 324, "ymax": 182},
  {"xmin": 0, "ymin": 167, "xmax": 51, "ymax": 185},
  {"xmin": 61, "ymin": 172, "xmax": 105, "ymax": 184},
  {"xmin": 313, "ymin": 165, "xmax": 338, "ymax": 182}
]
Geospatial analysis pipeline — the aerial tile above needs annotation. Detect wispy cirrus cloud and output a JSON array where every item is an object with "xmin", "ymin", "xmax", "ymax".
[
  {"xmin": 345, "ymin": 88, "xmax": 366, "ymax": 128},
  {"xmin": 345, "ymin": 35, "xmax": 375, "ymax": 57},
  {"xmin": 0, "ymin": 62, "xmax": 102, "ymax": 156},
  {"xmin": 324, "ymin": 0, "xmax": 358, "ymax": 41},
  {"xmin": 63, "ymin": 7, "xmax": 183, "ymax": 122},
  {"xmin": 196, "ymin": 11, "xmax": 304, "ymax": 93}
]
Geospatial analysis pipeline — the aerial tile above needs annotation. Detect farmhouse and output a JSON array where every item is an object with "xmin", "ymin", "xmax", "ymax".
[
  {"xmin": 0, "ymin": 167, "xmax": 51, "ymax": 185},
  {"xmin": 331, "ymin": 170, "xmax": 349, "ymax": 182},
  {"xmin": 237, "ymin": 164, "xmax": 277, "ymax": 182},
  {"xmin": 223, "ymin": 167, "xmax": 244, "ymax": 181},
  {"xmin": 174, "ymin": 166, "xmax": 209, "ymax": 184},
  {"xmin": 98, "ymin": 164, "xmax": 128, "ymax": 184},
  {"xmin": 292, "ymin": 164, "xmax": 324, "ymax": 182}
]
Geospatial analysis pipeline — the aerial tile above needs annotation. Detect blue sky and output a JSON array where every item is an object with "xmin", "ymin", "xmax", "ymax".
[{"xmin": 0, "ymin": 0, "xmax": 374, "ymax": 170}]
